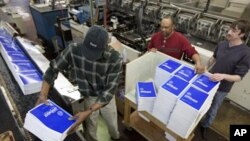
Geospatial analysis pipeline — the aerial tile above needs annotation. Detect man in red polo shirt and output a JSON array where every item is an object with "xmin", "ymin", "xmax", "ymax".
[{"xmin": 148, "ymin": 15, "xmax": 204, "ymax": 74}]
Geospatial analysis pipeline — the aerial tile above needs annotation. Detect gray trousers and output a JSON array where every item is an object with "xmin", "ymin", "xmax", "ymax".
[{"xmin": 83, "ymin": 96, "xmax": 120, "ymax": 141}]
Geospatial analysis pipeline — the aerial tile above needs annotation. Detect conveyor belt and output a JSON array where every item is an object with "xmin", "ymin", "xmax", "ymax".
[{"xmin": 0, "ymin": 52, "xmax": 82, "ymax": 140}]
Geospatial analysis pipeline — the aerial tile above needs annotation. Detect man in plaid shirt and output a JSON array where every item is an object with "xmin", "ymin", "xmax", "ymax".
[{"xmin": 36, "ymin": 25, "xmax": 123, "ymax": 141}]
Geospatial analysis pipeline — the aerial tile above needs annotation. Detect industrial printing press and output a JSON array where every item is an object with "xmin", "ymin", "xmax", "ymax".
[{"xmin": 108, "ymin": 0, "xmax": 250, "ymax": 52}]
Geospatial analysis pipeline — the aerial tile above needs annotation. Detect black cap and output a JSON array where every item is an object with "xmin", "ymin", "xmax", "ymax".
[{"xmin": 82, "ymin": 25, "xmax": 108, "ymax": 60}]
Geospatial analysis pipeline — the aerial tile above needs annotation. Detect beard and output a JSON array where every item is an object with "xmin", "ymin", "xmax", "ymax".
[{"xmin": 162, "ymin": 31, "xmax": 172, "ymax": 37}]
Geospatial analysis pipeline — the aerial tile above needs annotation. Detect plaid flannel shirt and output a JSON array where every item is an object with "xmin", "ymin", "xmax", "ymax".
[{"xmin": 43, "ymin": 43, "xmax": 123, "ymax": 105}]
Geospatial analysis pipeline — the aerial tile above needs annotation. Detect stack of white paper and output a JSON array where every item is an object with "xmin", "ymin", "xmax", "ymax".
[
  {"xmin": 24, "ymin": 100, "xmax": 76, "ymax": 141},
  {"xmin": 136, "ymin": 81, "xmax": 157, "ymax": 113},
  {"xmin": 17, "ymin": 71, "xmax": 43, "ymax": 94},
  {"xmin": 154, "ymin": 59, "xmax": 182, "ymax": 89},
  {"xmin": 167, "ymin": 86, "xmax": 211, "ymax": 139},
  {"xmin": 174, "ymin": 65, "xmax": 196, "ymax": 82},
  {"xmin": 152, "ymin": 76, "xmax": 189, "ymax": 124}
]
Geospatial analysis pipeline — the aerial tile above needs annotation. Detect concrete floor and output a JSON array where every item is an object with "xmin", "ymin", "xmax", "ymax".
[{"xmin": 1, "ymin": 1, "xmax": 250, "ymax": 141}]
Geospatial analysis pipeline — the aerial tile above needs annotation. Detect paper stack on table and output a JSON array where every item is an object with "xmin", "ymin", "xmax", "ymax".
[
  {"xmin": 154, "ymin": 59, "xmax": 182, "ymax": 89},
  {"xmin": 192, "ymin": 73, "xmax": 220, "ymax": 102},
  {"xmin": 152, "ymin": 76, "xmax": 189, "ymax": 124},
  {"xmin": 136, "ymin": 81, "xmax": 157, "ymax": 113},
  {"xmin": 24, "ymin": 100, "xmax": 76, "ymax": 141},
  {"xmin": 167, "ymin": 74, "xmax": 219, "ymax": 139},
  {"xmin": 174, "ymin": 65, "xmax": 196, "ymax": 82}
]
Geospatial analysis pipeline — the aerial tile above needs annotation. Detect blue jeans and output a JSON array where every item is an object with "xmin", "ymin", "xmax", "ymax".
[{"xmin": 201, "ymin": 91, "xmax": 228, "ymax": 128}]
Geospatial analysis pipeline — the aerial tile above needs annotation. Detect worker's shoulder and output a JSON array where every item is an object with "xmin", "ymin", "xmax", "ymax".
[{"xmin": 107, "ymin": 46, "xmax": 122, "ymax": 60}]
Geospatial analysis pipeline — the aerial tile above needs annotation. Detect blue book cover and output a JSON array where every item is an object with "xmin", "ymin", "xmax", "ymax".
[
  {"xmin": 12, "ymin": 61, "xmax": 37, "ymax": 72},
  {"xmin": 161, "ymin": 76, "xmax": 189, "ymax": 96},
  {"xmin": 174, "ymin": 66, "xmax": 196, "ymax": 82},
  {"xmin": 2, "ymin": 43, "xmax": 22, "ymax": 52},
  {"xmin": 180, "ymin": 87, "xmax": 208, "ymax": 110},
  {"xmin": 192, "ymin": 74, "xmax": 219, "ymax": 92},
  {"xmin": 137, "ymin": 81, "xmax": 156, "ymax": 97},
  {"xmin": 158, "ymin": 59, "xmax": 181, "ymax": 73},
  {"xmin": 0, "ymin": 29, "xmax": 12, "ymax": 43},
  {"xmin": 7, "ymin": 52, "xmax": 29, "ymax": 62},
  {"xmin": 30, "ymin": 100, "xmax": 76, "ymax": 133},
  {"xmin": 0, "ymin": 37, "xmax": 12, "ymax": 44},
  {"xmin": 18, "ymin": 71, "xmax": 43, "ymax": 85}
]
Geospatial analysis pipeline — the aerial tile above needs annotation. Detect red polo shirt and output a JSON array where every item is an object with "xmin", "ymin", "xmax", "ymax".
[{"xmin": 147, "ymin": 31, "xmax": 197, "ymax": 59}]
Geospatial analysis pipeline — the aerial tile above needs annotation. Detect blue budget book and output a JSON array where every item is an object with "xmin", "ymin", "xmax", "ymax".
[
  {"xmin": 7, "ymin": 51, "xmax": 29, "ymax": 62},
  {"xmin": 2, "ymin": 43, "xmax": 22, "ymax": 52},
  {"xmin": 192, "ymin": 74, "xmax": 219, "ymax": 93},
  {"xmin": 161, "ymin": 76, "xmax": 189, "ymax": 96},
  {"xmin": 18, "ymin": 71, "xmax": 43, "ymax": 85},
  {"xmin": 12, "ymin": 61, "xmax": 37, "ymax": 72},
  {"xmin": 158, "ymin": 59, "xmax": 182, "ymax": 73},
  {"xmin": 137, "ymin": 81, "xmax": 157, "ymax": 97},
  {"xmin": 180, "ymin": 87, "xmax": 208, "ymax": 110},
  {"xmin": 30, "ymin": 100, "xmax": 75, "ymax": 133},
  {"xmin": 174, "ymin": 66, "xmax": 196, "ymax": 82}
]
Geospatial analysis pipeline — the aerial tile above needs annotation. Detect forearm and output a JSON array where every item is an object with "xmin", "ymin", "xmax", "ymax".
[
  {"xmin": 40, "ymin": 81, "xmax": 51, "ymax": 97},
  {"xmin": 211, "ymin": 73, "xmax": 241, "ymax": 82},
  {"xmin": 207, "ymin": 57, "xmax": 215, "ymax": 69},
  {"xmin": 191, "ymin": 53, "xmax": 202, "ymax": 66},
  {"xmin": 88, "ymin": 103, "xmax": 105, "ymax": 112},
  {"xmin": 222, "ymin": 74, "xmax": 241, "ymax": 82}
]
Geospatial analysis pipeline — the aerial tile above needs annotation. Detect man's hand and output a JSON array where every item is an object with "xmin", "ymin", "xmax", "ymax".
[
  {"xmin": 35, "ymin": 94, "xmax": 48, "ymax": 106},
  {"xmin": 210, "ymin": 73, "xmax": 225, "ymax": 82},
  {"xmin": 67, "ymin": 110, "xmax": 92, "ymax": 135},
  {"xmin": 195, "ymin": 63, "xmax": 205, "ymax": 74},
  {"xmin": 149, "ymin": 48, "xmax": 157, "ymax": 52}
]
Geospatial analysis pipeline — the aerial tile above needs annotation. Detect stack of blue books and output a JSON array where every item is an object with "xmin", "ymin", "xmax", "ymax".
[
  {"xmin": 174, "ymin": 65, "xmax": 196, "ymax": 82},
  {"xmin": 24, "ymin": 100, "xmax": 76, "ymax": 141},
  {"xmin": 154, "ymin": 59, "xmax": 182, "ymax": 89},
  {"xmin": 152, "ymin": 76, "xmax": 189, "ymax": 124},
  {"xmin": 0, "ymin": 28, "xmax": 43, "ymax": 95},
  {"xmin": 167, "ymin": 73, "xmax": 219, "ymax": 139}
]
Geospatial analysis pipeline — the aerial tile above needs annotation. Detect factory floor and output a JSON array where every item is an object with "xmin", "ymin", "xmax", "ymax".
[{"xmin": 1, "ymin": 1, "xmax": 249, "ymax": 141}]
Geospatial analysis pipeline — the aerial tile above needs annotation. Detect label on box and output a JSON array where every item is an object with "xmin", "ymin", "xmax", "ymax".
[
  {"xmin": 192, "ymin": 74, "xmax": 219, "ymax": 92},
  {"xmin": 180, "ymin": 87, "xmax": 208, "ymax": 110},
  {"xmin": 174, "ymin": 66, "xmax": 196, "ymax": 82},
  {"xmin": 162, "ymin": 76, "xmax": 189, "ymax": 96},
  {"xmin": 30, "ymin": 100, "xmax": 75, "ymax": 133},
  {"xmin": 158, "ymin": 59, "xmax": 181, "ymax": 73}
]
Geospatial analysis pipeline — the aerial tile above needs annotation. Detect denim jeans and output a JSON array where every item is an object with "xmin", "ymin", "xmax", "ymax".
[{"xmin": 201, "ymin": 91, "xmax": 228, "ymax": 128}]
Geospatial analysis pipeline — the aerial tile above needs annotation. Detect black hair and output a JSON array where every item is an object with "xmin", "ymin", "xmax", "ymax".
[
  {"xmin": 161, "ymin": 15, "xmax": 176, "ymax": 25},
  {"xmin": 231, "ymin": 19, "xmax": 250, "ymax": 40}
]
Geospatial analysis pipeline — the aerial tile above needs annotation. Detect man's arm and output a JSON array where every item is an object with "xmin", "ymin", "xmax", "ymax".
[
  {"xmin": 210, "ymin": 73, "xmax": 241, "ymax": 82},
  {"xmin": 191, "ymin": 53, "xmax": 205, "ymax": 74},
  {"xmin": 36, "ymin": 81, "xmax": 51, "ymax": 105},
  {"xmin": 36, "ymin": 45, "xmax": 73, "ymax": 105},
  {"xmin": 207, "ymin": 56, "xmax": 216, "ymax": 70}
]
